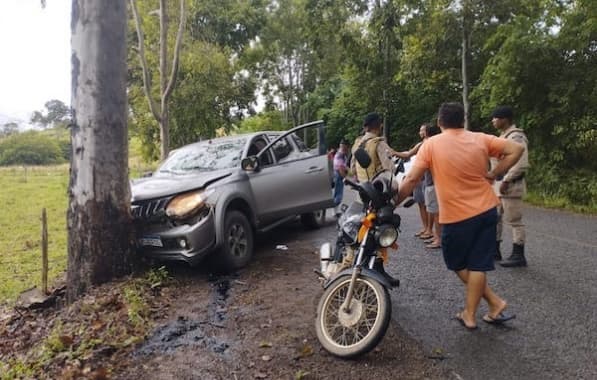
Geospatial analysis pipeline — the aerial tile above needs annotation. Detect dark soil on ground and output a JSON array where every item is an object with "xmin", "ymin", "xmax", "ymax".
[
  {"xmin": 1, "ymin": 223, "xmax": 448, "ymax": 380},
  {"xmin": 117, "ymin": 232, "xmax": 447, "ymax": 380}
]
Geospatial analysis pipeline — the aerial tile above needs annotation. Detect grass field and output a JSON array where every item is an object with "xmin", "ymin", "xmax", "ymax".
[
  {"xmin": 0, "ymin": 146, "xmax": 156, "ymax": 304},
  {"xmin": 0, "ymin": 165, "xmax": 69, "ymax": 303}
]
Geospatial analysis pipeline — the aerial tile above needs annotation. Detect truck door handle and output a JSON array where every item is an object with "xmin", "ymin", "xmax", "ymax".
[{"xmin": 305, "ymin": 166, "xmax": 323, "ymax": 174}]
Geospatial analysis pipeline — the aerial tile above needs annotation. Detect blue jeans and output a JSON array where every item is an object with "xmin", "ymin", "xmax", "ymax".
[{"xmin": 332, "ymin": 171, "xmax": 344, "ymax": 206}]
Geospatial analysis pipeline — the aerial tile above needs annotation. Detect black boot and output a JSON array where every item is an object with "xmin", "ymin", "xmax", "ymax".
[
  {"xmin": 494, "ymin": 241, "xmax": 502, "ymax": 261},
  {"xmin": 500, "ymin": 243, "xmax": 527, "ymax": 267},
  {"xmin": 373, "ymin": 259, "xmax": 400, "ymax": 287}
]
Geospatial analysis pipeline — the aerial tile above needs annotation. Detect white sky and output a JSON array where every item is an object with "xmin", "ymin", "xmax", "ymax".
[{"xmin": 0, "ymin": 0, "xmax": 70, "ymax": 119}]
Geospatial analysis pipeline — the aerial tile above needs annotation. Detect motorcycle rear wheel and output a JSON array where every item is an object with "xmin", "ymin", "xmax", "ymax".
[{"xmin": 315, "ymin": 275, "xmax": 391, "ymax": 358}]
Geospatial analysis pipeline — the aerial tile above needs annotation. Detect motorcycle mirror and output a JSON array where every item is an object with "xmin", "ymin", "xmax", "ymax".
[{"xmin": 354, "ymin": 148, "xmax": 371, "ymax": 168}]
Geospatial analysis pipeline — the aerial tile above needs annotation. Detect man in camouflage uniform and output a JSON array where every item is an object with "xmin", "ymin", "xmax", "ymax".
[
  {"xmin": 491, "ymin": 106, "xmax": 529, "ymax": 267},
  {"xmin": 350, "ymin": 112, "xmax": 401, "ymax": 286}
]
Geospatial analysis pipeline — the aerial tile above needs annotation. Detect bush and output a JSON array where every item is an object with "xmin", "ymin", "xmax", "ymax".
[{"xmin": 0, "ymin": 131, "xmax": 66, "ymax": 166}]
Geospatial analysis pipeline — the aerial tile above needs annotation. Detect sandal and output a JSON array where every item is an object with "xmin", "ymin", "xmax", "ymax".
[
  {"xmin": 419, "ymin": 233, "xmax": 433, "ymax": 240},
  {"xmin": 455, "ymin": 312, "xmax": 477, "ymax": 330},
  {"xmin": 425, "ymin": 242, "xmax": 441, "ymax": 249}
]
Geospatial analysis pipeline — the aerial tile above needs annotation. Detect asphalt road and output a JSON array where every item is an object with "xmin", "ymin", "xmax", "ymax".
[{"xmin": 348, "ymin": 197, "xmax": 597, "ymax": 380}]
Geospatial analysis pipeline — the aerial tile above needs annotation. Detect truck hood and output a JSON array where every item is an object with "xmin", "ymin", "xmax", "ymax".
[{"xmin": 131, "ymin": 170, "xmax": 232, "ymax": 202}]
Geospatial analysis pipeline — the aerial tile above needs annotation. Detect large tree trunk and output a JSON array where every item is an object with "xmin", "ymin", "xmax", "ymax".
[{"xmin": 68, "ymin": 0, "xmax": 134, "ymax": 302}]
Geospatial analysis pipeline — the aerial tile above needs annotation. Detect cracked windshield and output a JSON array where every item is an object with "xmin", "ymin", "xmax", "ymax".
[{"xmin": 157, "ymin": 138, "xmax": 246, "ymax": 175}]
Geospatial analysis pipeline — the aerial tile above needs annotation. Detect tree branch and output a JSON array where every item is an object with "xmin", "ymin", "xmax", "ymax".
[
  {"xmin": 164, "ymin": 0, "xmax": 185, "ymax": 100},
  {"xmin": 130, "ymin": 0, "xmax": 161, "ymax": 123}
]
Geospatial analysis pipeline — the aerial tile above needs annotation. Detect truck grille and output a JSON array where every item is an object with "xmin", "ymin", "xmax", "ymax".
[{"xmin": 131, "ymin": 197, "xmax": 171, "ymax": 220}]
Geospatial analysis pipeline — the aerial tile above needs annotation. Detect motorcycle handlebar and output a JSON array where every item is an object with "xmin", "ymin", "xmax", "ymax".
[{"xmin": 343, "ymin": 177, "xmax": 361, "ymax": 190}]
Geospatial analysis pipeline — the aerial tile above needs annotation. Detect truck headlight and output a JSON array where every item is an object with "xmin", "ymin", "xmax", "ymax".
[
  {"xmin": 376, "ymin": 225, "xmax": 398, "ymax": 248},
  {"xmin": 166, "ymin": 189, "xmax": 214, "ymax": 219}
]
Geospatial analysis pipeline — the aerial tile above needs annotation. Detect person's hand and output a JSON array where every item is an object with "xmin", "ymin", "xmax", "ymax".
[
  {"xmin": 485, "ymin": 171, "xmax": 496, "ymax": 183},
  {"xmin": 499, "ymin": 181, "xmax": 510, "ymax": 194}
]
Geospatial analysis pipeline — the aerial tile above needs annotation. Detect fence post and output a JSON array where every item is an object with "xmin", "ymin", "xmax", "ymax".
[{"xmin": 41, "ymin": 208, "xmax": 48, "ymax": 295}]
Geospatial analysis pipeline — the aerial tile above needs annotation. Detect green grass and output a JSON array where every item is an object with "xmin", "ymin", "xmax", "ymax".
[
  {"xmin": 0, "ymin": 152, "xmax": 156, "ymax": 304},
  {"xmin": 525, "ymin": 191, "xmax": 597, "ymax": 215},
  {"xmin": 0, "ymin": 165, "xmax": 69, "ymax": 303}
]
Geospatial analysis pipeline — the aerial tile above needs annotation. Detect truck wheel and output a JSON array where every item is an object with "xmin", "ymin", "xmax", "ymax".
[
  {"xmin": 301, "ymin": 209, "xmax": 326, "ymax": 229},
  {"xmin": 216, "ymin": 210, "xmax": 254, "ymax": 272}
]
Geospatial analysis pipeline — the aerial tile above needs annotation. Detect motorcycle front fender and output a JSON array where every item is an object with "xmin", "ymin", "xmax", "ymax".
[{"xmin": 323, "ymin": 267, "xmax": 392, "ymax": 290}]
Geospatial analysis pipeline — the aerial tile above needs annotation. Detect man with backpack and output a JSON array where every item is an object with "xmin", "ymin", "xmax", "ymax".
[{"xmin": 350, "ymin": 112, "xmax": 402, "ymax": 286}]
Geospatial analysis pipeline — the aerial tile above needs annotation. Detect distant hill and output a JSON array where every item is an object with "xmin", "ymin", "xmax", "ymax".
[{"xmin": 0, "ymin": 112, "xmax": 38, "ymax": 131}]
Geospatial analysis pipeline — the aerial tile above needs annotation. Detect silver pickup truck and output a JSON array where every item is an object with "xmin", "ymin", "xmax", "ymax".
[{"xmin": 131, "ymin": 121, "xmax": 335, "ymax": 271}]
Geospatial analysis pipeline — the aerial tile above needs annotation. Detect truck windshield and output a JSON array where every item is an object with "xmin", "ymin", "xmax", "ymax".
[{"xmin": 157, "ymin": 138, "xmax": 246, "ymax": 174}]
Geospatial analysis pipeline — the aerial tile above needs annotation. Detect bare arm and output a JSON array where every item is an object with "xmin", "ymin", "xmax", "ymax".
[
  {"xmin": 396, "ymin": 165, "xmax": 426, "ymax": 204},
  {"xmin": 393, "ymin": 141, "xmax": 423, "ymax": 159},
  {"xmin": 486, "ymin": 139, "xmax": 524, "ymax": 181}
]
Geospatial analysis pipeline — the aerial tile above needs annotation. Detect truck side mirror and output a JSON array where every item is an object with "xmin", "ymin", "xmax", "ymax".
[{"xmin": 241, "ymin": 156, "xmax": 260, "ymax": 172}]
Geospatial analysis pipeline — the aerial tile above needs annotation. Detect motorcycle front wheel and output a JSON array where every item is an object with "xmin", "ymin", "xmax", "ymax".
[{"xmin": 315, "ymin": 275, "xmax": 391, "ymax": 358}]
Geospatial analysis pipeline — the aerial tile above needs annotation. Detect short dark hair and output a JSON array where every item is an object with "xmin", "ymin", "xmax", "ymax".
[
  {"xmin": 438, "ymin": 102, "xmax": 464, "ymax": 129},
  {"xmin": 425, "ymin": 124, "xmax": 441, "ymax": 137},
  {"xmin": 363, "ymin": 112, "xmax": 383, "ymax": 129},
  {"xmin": 491, "ymin": 105, "xmax": 514, "ymax": 121}
]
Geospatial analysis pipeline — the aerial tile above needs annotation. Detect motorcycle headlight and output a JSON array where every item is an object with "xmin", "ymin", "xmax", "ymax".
[
  {"xmin": 376, "ymin": 225, "xmax": 398, "ymax": 248},
  {"xmin": 166, "ymin": 189, "xmax": 214, "ymax": 219}
]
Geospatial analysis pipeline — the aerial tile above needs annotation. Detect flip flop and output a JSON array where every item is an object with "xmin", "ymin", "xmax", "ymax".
[
  {"xmin": 423, "ymin": 238, "xmax": 435, "ymax": 244},
  {"xmin": 482, "ymin": 312, "xmax": 516, "ymax": 324},
  {"xmin": 454, "ymin": 312, "xmax": 477, "ymax": 330},
  {"xmin": 425, "ymin": 243, "xmax": 441, "ymax": 249},
  {"xmin": 419, "ymin": 233, "xmax": 433, "ymax": 240},
  {"xmin": 414, "ymin": 231, "xmax": 425, "ymax": 237}
]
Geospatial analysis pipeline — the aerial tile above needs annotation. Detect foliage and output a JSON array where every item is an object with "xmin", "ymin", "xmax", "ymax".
[
  {"xmin": 1, "ymin": 122, "xmax": 19, "ymax": 137},
  {"xmin": 30, "ymin": 99, "xmax": 71, "ymax": 129},
  {"xmin": 236, "ymin": 110, "xmax": 290, "ymax": 133},
  {"xmin": 0, "ymin": 131, "xmax": 66, "ymax": 166},
  {"xmin": 123, "ymin": 0, "xmax": 595, "ymax": 210},
  {"xmin": 128, "ymin": 0, "xmax": 264, "ymax": 160}
]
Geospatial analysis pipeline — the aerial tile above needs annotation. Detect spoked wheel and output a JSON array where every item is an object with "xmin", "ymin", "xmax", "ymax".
[{"xmin": 315, "ymin": 275, "xmax": 391, "ymax": 358}]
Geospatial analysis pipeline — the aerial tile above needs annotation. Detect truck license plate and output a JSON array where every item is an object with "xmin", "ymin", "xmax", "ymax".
[{"xmin": 139, "ymin": 236, "xmax": 163, "ymax": 247}]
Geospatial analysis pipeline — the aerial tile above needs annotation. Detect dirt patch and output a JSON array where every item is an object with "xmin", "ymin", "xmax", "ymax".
[
  {"xmin": 118, "ymin": 237, "xmax": 447, "ymax": 380},
  {"xmin": 1, "ymin": 224, "xmax": 447, "ymax": 380}
]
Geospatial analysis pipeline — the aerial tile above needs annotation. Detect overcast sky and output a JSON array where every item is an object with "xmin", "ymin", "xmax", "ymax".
[{"xmin": 0, "ymin": 0, "xmax": 70, "ymax": 119}]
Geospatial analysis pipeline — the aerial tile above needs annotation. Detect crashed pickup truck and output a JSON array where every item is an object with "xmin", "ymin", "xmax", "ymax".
[{"xmin": 131, "ymin": 121, "xmax": 334, "ymax": 271}]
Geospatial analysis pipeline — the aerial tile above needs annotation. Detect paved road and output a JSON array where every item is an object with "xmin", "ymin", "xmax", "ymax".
[{"xmin": 384, "ymin": 203, "xmax": 597, "ymax": 380}]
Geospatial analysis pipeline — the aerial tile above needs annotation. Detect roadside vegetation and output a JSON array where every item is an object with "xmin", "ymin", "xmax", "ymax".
[
  {"xmin": 0, "ymin": 133, "xmax": 155, "ymax": 303},
  {"xmin": 0, "ymin": 267, "xmax": 172, "ymax": 380}
]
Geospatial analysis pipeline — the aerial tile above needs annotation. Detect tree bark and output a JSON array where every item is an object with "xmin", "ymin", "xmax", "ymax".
[{"xmin": 68, "ymin": 0, "xmax": 134, "ymax": 302}]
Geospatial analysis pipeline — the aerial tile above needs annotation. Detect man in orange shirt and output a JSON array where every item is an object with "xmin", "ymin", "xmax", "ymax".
[{"xmin": 397, "ymin": 102, "xmax": 524, "ymax": 330}]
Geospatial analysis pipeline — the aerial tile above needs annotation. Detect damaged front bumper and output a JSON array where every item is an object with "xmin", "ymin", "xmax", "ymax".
[{"xmin": 135, "ymin": 207, "xmax": 217, "ymax": 266}]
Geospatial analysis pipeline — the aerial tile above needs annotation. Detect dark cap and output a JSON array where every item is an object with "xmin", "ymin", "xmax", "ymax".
[
  {"xmin": 339, "ymin": 138, "xmax": 350, "ymax": 145},
  {"xmin": 491, "ymin": 106, "xmax": 514, "ymax": 120},
  {"xmin": 363, "ymin": 112, "xmax": 383, "ymax": 127}
]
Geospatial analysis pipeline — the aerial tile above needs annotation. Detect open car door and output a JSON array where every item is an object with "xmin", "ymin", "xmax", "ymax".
[{"xmin": 244, "ymin": 121, "xmax": 334, "ymax": 223}]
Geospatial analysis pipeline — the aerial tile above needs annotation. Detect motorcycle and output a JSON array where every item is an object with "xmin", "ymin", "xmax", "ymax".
[{"xmin": 314, "ymin": 150, "xmax": 413, "ymax": 358}]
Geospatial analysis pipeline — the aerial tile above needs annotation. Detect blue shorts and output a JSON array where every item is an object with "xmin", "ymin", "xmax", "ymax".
[{"xmin": 441, "ymin": 208, "xmax": 498, "ymax": 272}]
